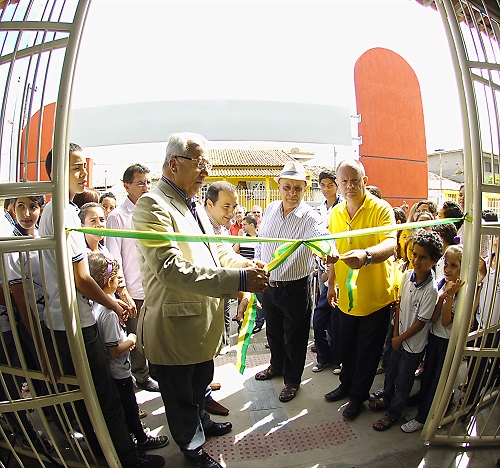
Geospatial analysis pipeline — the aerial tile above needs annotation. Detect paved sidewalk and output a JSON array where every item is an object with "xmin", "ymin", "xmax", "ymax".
[{"xmin": 133, "ymin": 308, "xmax": 498, "ymax": 468}]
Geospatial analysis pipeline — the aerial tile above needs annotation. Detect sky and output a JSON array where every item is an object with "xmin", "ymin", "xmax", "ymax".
[{"xmin": 70, "ymin": 0, "xmax": 465, "ymax": 170}]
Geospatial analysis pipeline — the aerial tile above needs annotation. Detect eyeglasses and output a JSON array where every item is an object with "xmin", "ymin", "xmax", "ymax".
[
  {"xmin": 252, "ymin": 211, "xmax": 261, "ymax": 214},
  {"xmin": 174, "ymin": 155, "xmax": 212, "ymax": 172},
  {"xmin": 130, "ymin": 180, "xmax": 151, "ymax": 187},
  {"xmin": 280, "ymin": 184, "xmax": 305, "ymax": 193}
]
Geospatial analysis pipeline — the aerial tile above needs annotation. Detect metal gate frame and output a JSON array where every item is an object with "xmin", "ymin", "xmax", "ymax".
[
  {"xmin": 0, "ymin": 1, "xmax": 120, "ymax": 466},
  {"xmin": 422, "ymin": 0, "xmax": 500, "ymax": 445}
]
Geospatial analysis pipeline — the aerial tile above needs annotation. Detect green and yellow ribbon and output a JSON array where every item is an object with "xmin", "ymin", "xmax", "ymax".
[{"xmin": 69, "ymin": 215, "xmax": 465, "ymax": 374}]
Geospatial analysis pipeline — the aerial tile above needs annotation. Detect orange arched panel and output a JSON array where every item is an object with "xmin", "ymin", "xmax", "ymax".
[
  {"xmin": 354, "ymin": 48, "xmax": 428, "ymax": 207},
  {"xmin": 19, "ymin": 102, "xmax": 56, "ymax": 181}
]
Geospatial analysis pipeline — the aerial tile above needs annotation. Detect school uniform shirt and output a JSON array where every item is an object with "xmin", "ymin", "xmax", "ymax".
[
  {"xmin": 477, "ymin": 267, "xmax": 500, "ymax": 328},
  {"xmin": 430, "ymin": 279, "xmax": 456, "ymax": 339},
  {"xmin": 398, "ymin": 269, "xmax": 438, "ymax": 353},
  {"xmin": 5, "ymin": 227, "xmax": 45, "ymax": 323},
  {"xmin": 39, "ymin": 200, "xmax": 95, "ymax": 331},
  {"xmin": 93, "ymin": 298, "xmax": 131, "ymax": 380}
]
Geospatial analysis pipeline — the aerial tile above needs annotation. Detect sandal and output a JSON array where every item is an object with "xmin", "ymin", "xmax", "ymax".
[
  {"xmin": 255, "ymin": 365, "xmax": 282, "ymax": 381},
  {"xmin": 368, "ymin": 398, "xmax": 386, "ymax": 411},
  {"xmin": 373, "ymin": 415, "xmax": 395, "ymax": 431},
  {"xmin": 279, "ymin": 384, "xmax": 299, "ymax": 402}
]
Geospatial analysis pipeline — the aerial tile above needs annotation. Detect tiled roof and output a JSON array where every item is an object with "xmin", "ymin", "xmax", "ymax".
[
  {"xmin": 209, "ymin": 168, "xmax": 282, "ymax": 178},
  {"xmin": 210, "ymin": 149, "xmax": 295, "ymax": 166},
  {"xmin": 207, "ymin": 149, "xmax": 297, "ymax": 180}
]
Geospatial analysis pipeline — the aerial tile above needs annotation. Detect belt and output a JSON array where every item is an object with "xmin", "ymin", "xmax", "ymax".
[{"xmin": 269, "ymin": 276, "xmax": 308, "ymax": 288}]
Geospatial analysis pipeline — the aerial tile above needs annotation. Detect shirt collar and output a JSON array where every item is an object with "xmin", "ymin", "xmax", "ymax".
[
  {"xmin": 281, "ymin": 201, "xmax": 308, "ymax": 219},
  {"xmin": 410, "ymin": 269, "xmax": 435, "ymax": 288},
  {"xmin": 206, "ymin": 212, "xmax": 222, "ymax": 235},
  {"xmin": 162, "ymin": 176, "xmax": 198, "ymax": 207}
]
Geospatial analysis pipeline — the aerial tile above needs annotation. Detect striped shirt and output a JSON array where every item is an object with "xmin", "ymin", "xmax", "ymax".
[{"xmin": 255, "ymin": 201, "xmax": 330, "ymax": 281}]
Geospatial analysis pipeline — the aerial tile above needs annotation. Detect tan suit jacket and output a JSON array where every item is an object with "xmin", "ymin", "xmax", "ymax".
[{"xmin": 132, "ymin": 179, "xmax": 250, "ymax": 365}]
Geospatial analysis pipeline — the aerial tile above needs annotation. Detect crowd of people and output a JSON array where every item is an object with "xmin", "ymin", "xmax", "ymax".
[{"xmin": 0, "ymin": 132, "xmax": 498, "ymax": 468}]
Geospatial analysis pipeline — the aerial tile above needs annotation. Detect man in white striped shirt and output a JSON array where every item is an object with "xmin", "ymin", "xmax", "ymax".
[{"xmin": 254, "ymin": 161, "xmax": 338, "ymax": 403}]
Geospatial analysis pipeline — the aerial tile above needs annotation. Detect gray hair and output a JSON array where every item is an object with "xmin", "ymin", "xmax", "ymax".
[{"xmin": 163, "ymin": 132, "xmax": 208, "ymax": 170}]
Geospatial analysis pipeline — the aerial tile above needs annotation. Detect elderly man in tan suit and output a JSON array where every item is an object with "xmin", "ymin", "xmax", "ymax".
[{"xmin": 132, "ymin": 132, "xmax": 268, "ymax": 468}]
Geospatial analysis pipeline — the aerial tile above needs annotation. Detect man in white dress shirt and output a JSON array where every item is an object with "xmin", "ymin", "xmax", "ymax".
[{"xmin": 106, "ymin": 163, "xmax": 159, "ymax": 392}]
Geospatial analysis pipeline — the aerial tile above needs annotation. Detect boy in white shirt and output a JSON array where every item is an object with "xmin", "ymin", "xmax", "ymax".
[{"xmin": 370, "ymin": 230, "xmax": 442, "ymax": 431}]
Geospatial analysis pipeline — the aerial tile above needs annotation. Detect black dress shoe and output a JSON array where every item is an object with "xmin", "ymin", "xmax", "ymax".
[
  {"xmin": 342, "ymin": 401, "xmax": 362, "ymax": 419},
  {"xmin": 324, "ymin": 385, "xmax": 349, "ymax": 402},
  {"xmin": 184, "ymin": 450, "xmax": 222, "ymax": 468},
  {"xmin": 204, "ymin": 421, "xmax": 232, "ymax": 437}
]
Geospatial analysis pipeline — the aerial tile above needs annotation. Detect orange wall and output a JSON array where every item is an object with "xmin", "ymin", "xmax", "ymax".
[
  {"xmin": 354, "ymin": 48, "xmax": 428, "ymax": 207},
  {"xmin": 19, "ymin": 102, "xmax": 93, "ymax": 186},
  {"xmin": 19, "ymin": 102, "xmax": 55, "ymax": 181}
]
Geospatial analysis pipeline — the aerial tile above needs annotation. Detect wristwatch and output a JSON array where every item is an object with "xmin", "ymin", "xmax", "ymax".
[{"xmin": 364, "ymin": 250, "xmax": 372, "ymax": 266}]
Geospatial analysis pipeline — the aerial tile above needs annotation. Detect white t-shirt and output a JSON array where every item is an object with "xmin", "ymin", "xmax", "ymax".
[
  {"xmin": 398, "ymin": 269, "xmax": 438, "ymax": 353},
  {"xmin": 39, "ymin": 200, "xmax": 95, "ymax": 330}
]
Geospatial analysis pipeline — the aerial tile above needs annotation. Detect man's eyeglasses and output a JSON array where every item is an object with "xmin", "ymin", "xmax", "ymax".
[
  {"xmin": 130, "ymin": 180, "xmax": 151, "ymax": 187},
  {"xmin": 174, "ymin": 155, "xmax": 212, "ymax": 172},
  {"xmin": 252, "ymin": 211, "xmax": 261, "ymax": 214},
  {"xmin": 280, "ymin": 184, "xmax": 304, "ymax": 193}
]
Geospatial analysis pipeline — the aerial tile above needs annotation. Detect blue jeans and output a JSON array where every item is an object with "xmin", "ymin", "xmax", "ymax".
[
  {"xmin": 312, "ymin": 287, "xmax": 341, "ymax": 366},
  {"xmin": 383, "ymin": 347, "xmax": 423, "ymax": 420},
  {"xmin": 416, "ymin": 333, "xmax": 449, "ymax": 423}
]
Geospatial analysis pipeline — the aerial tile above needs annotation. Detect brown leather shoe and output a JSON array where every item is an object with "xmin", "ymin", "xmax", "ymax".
[
  {"xmin": 255, "ymin": 365, "xmax": 282, "ymax": 381},
  {"xmin": 204, "ymin": 398, "xmax": 229, "ymax": 416},
  {"xmin": 279, "ymin": 384, "xmax": 299, "ymax": 403}
]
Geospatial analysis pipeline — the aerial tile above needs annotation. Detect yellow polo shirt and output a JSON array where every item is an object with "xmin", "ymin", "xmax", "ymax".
[{"xmin": 329, "ymin": 193, "xmax": 396, "ymax": 316}]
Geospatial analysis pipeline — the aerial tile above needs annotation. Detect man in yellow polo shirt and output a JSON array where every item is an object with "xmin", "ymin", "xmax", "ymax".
[{"xmin": 325, "ymin": 159, "xmax": 396, "ymax": 420}]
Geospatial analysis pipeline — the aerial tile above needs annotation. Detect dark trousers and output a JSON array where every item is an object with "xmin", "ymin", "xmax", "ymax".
[
  {"xmin": 114, "ymin": 375, "xmax": 146, "ymax": 443},
  {"xmin": 380, "ymin": 322, "xmax": 394, "ymax": 370},
  {"xmin": 312, "ymin": 287, "xmax": 341, "ymax": 366},
  {"xmin": 384, "ymin": 347, "xmax": 423, "ymax": 420},
  {"xmin": 54, "ymin": 325, "xmax": 137, "ymax": 464},
  {"xmin": 416, "ymin": 333, "xmax": 448, "ymax": 423},
  {"xmin": 128, "ymin": 299, "xmax": 151, "ymax": 382},
  {"xmin": 155, "ymin": 360, "xmax": 213, "ymax": 452},
  {"xmin": 0, "ymin": 331, "xmax": 39, "ymax": 443},
  {"xmin": 263, "ymin": 276, "xmax": 311, "ymax": 385},
  {"xmin": 338, "ymin": 305, "xmax": 391, "ymax": 403}
]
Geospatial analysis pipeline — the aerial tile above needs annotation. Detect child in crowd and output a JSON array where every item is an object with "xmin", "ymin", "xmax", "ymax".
[
  {"xmin": 370, "ymin": 230, "xmax": 443, "ymax": 431},
  {"xmin": 80, "ymin": 202, "xmax": 146, "ymax": 417},
  {"xmin": 87, "ymin": 252, "xmax": 169, "ymax": 450},
  {"xmin": 39, "ymin": 144, "xmax": 164, "ymax": 467},
  {"xmin": 375, "ymin": 207, "xmax": 408, "ymax": 377},
  {"xmin": 432, "ymin": 223, "xmax": 458, "ymax": 281},
  {"xmin": 99, "ymin": 192, "xmax": 117, "ymax": 219},
  {"xmin": 401, "ymin": 245, "xmax": 465, "ymax": 433},
  {"xmin": 1, "ymin": 195, "xmax": 55, "ymax": 452}
]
